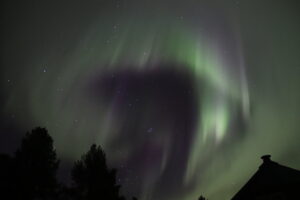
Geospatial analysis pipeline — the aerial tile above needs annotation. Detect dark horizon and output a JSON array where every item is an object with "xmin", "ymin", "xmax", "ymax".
[{"xmin": 1, "ymin": 126, "xmax": 300, "ymax": 200}]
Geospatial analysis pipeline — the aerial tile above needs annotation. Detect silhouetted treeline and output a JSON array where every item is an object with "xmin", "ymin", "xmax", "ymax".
[
  {"xmin": 0, "ymin": 127, "xmax": 129, "ymax": 200},
  {"xmin": 0, "ymin": 127, "xmax": 206, "ymax": 200},
  {"xmin": 1, "ymin": 127, "xmax": 59, "ymax": 200}
]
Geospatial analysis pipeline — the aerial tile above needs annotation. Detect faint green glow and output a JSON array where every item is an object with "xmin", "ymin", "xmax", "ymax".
[
  {"xmin": 27, "ymin": 19, "xmax": 249, "ymax": 200},
  {"xmin": 3, "ymin": 1, "xmax": 300, "ymax": 200}
]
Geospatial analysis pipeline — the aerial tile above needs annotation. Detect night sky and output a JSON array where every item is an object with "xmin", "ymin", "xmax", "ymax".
[{"xmin": 1, "ymin": 0, "xmax": 300, "ymax": 200}]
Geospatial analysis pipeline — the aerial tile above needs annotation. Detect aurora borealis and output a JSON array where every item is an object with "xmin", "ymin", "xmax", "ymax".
[{"xmin": 1, "ymin": 0, "xmax": 300, "ymax": 199}]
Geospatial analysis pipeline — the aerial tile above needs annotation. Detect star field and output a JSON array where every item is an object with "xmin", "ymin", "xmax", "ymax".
[{"xmin": 1, "ymin": 1, "xmax": 300, "ymax": 200}]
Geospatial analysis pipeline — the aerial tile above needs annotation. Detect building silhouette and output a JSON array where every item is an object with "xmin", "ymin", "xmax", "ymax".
[{"xmin": 231, "ymin": 155, "xmax": 300, "ymax": 200}]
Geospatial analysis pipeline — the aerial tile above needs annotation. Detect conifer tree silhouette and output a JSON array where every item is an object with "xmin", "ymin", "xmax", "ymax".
[
  {"xmin": 198, "ymin": 195, "xmax": 207, "ymax": 200},
  {"xmin": 71, "ymin": 144, "xmax": 124, "ymax": 200},
  {"xmin": 14, "ymin": 127, "xmax": 59, "ymax": 200},
  {"xmin": 0, "ymin": 153, "xmax": 14, "ymax": 198}
]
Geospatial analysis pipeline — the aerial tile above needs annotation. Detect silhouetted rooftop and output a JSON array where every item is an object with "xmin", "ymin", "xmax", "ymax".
[{"xmin": 231, "ymin": 155, "xmax": 300, "ymax": 200}]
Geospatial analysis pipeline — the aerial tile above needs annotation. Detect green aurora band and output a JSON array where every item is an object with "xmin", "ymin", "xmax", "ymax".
[
  {"xmin": 1, "ymin": 1, "xmax": 300, "ymax": 200},
  {"xmin": 29, "ymin": 20, "xmax": 249, "ymax": 200}
]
